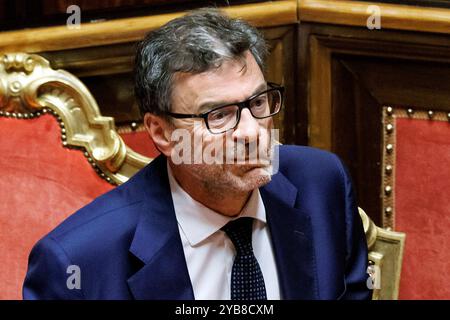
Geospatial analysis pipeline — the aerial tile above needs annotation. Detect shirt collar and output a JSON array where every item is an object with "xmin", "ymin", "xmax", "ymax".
[{"xmin": 167, "ymin": 162, "xmax": 267, "ymax": 247}]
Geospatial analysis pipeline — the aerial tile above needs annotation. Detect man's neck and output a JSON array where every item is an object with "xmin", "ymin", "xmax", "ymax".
[{"xmin": 168, "ymin": 163, "xmax": 251, "ymax": 217}]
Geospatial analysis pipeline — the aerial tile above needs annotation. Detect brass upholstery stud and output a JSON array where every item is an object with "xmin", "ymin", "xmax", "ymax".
[
  {"xmin": 386, "ymin": 144, "xmax": 393, "ymax": 154},
  {"xmin": 407, "ymin": 108, "xmax": 414, "ymax": 117},
  {"xmin": 385, "ymin": 165, "xmax": 393, "ymax": 175},
  {"xmin": 386, "ymin": 124, "xmax": 394, "ymax": 133},
  {"xmin": 385, "ymin": 186, "xmax": 392, "ymax": 196},
  {"xmin": 385, "ymin": 207, "xmax": 393, "ymax": 215},
  {"xmin": 386, "ymin": 106, "xmax": 393, "ymax": 116},
  {"xmin": 131, "ymin": 122, "xmax": 138, "ymax": 131},
  {"xmin": 427, "ymin": 110, "xmax": 434, "ymax": 119},
  {"xmin": 447, "ymin": 113, "xmax": 450, "ymax": 121}
]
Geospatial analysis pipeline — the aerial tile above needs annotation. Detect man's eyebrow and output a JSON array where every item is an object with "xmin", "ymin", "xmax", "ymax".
[
  {"xmin": 250, "ymin": 82, "xmax": 269, "ymax": 98},
  {"xmin": 196, "ymin": 83, "xmax": 268, "ymax": 114}
]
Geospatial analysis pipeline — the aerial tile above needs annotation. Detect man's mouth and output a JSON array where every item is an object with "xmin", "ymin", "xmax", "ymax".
[
  {"xmin": 233, "ymin": 156, "xmax": 271, "ymax": 165},
  {"xmin": 231, "ymin": 162, "xmax": 270, "ymax": 172}
]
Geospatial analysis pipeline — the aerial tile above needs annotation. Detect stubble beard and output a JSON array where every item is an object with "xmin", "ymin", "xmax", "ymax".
[
  {"xmin": 185, "ymin": 137, "xmax": 274, "ymax": 201},
  {"xmin": 185, "ymin": 163, "xmax": 272, "ymax": 202}
]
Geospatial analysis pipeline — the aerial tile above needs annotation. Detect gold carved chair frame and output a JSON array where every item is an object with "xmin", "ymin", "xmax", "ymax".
[{"xmin": 0, "ymin": 53, "xmax": 152, "ymax": 185}]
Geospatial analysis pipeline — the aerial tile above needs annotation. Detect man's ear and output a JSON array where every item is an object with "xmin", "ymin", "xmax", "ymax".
[{"xmin": 143, "ymin": 113, "xmax": 172, "ymax": 157}]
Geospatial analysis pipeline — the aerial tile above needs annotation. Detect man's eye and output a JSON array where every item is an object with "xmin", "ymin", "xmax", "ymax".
[
  {"xmin": 209, "ymin": 109, "xmax": 232, "ymax": 121},
  {"xmin": 251, "ymin": 96, "xmax": 267, "ymax": 108},
  {"xmin": 210, "ymin": 111, "xmax": 225, "ymax": 120}
]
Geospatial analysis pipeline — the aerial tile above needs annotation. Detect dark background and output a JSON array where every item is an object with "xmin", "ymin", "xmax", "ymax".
[{"xmin": 1, "ymin": 0, "xmax": 450, "ymax": 31}]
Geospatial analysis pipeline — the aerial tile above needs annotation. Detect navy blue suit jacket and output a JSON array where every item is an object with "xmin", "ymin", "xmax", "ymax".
[{"xmin": 23, "ymin": 145, "xmax": 371, "ymax": 300}]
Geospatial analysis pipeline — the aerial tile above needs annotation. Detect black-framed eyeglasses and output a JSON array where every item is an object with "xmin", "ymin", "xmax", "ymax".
[{"xmin": 165, "ymin": 82, "xmax": 284, "ymax": 134}]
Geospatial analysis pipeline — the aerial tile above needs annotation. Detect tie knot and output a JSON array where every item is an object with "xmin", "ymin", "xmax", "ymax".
[{"xmin": 222, "ymin": 217, "xmax": 254, "ymax": 254}]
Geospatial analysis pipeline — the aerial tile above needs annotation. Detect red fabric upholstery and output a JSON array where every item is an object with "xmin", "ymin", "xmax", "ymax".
[
  {"xmin": 0, "ymin": 115, "xmax": 114, "ymax": 300},
  {"xmin": 119, "ymin": 130, "xmax": 160, "ymax": 159},
  {"xmin": 395, "ymin": 117, "xmax": 450, "ymax": 299}
]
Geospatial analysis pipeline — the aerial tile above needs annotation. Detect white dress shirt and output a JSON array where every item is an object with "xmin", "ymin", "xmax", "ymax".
[{"xmin": 167, "ymin": 163, "xmax": 281, "ymax": 300}]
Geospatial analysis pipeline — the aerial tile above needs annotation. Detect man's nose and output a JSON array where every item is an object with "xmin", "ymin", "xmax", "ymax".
[{"xmin": 231, "ymin": 108, "xmax": 259, "ymax": 142}]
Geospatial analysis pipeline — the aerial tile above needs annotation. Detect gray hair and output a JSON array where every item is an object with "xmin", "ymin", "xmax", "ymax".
[{"xmin": 134, "ymin": 8, "xmax": 268, "ymax": 117}]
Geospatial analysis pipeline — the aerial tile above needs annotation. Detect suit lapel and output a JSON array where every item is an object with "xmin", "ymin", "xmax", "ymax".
[
  {"xmin": 260, "ymin": 172, "xmax": 319, "ymax": 300},
  {"xmin": 126, "ymin": 156, "xmax": 194, "ymax": 300}
]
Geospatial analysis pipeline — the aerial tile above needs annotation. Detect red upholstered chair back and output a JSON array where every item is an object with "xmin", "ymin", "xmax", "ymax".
[
  {"xmin": 0, "ymin": 53, "xmax": 153, "ymax": 299},
  {"xmin": 382, "ymin": 106, "xmax": 450, "ymax": 299},
  {"xmin": 0, "ymin": 114, "xmax": 115, "ymax": 299}
]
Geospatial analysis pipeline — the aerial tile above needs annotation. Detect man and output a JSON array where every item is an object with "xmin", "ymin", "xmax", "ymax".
[{"xmin": 23, "ymin": 8, "xmax": 371, "ymax": 300}]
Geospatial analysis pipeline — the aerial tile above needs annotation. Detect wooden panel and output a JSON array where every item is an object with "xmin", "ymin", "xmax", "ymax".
[
  {"xmin": 299, "ymin": 0, "xmax": 450, "ymax": 35},
  {"xmin": 308, "ymin": 35, "xmax": 332, "ymax": 150},
  {"xmin": 0, "ymin": 0, "xmax": 298, "ymax": 53},
  {"xmin": 263, "ymin": 26, "xmax": 299, "ymax": 144},
  {"xmin": 357, "ymin": 0, "xmax": 450, "ymax": 9},
  {"xmin": 331, "ymin": 58, "xmax": 383, "ymax": 226},
  {"xmin": 299, "ymin": 22, "xmax": 450, "ymax": 224},
  {"xmin": 339, "ymin": 58, "xmax": 450, "ymax": 111}
]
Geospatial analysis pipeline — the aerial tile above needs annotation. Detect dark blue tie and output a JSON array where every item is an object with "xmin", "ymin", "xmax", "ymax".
[{"xmin": 222, "ymin": 217, "xmax": 267, "ymax": 300}]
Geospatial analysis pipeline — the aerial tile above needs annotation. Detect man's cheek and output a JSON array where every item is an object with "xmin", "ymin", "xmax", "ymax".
[
  {"xmin": 203, "ymin": 136, "xmax": 227, "ymax": 165},
  {"xmin": 257, "ymin": 128, "xmax": 271, "ymax": 160}
]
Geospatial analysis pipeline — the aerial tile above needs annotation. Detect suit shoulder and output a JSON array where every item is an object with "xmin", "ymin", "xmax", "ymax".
[
  {"xmin": 278, "ymin": 145, "xmax": 342, "ymax": 170},
  {"xmin": 276, "ymin": 145, "xmax": 349, "ymax": 190},
  {"xmin": 44, "ymin": 166, "xmax": 150, "ymax": 243}
]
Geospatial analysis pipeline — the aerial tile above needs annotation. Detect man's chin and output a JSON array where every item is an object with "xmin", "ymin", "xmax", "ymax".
[
  {"xmin": 235, "ymin": 166, "xmax": 272, "ymax": 189},
  {"xmin": 225, "ymin": 161, "xmax": 271, "ymax": 172}
]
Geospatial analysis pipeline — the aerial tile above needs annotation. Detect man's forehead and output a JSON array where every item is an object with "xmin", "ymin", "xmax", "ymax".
[
  {"xmin": 169, "ymin": 52, "xmax": 264, "ymax": 112},
  {"xmin": 174, "ymin": 54, "xmax": 260, "ymax": 90},
  {"xmin": 173, "ymin": 57, "xmax": 248, "ymax": 85}
]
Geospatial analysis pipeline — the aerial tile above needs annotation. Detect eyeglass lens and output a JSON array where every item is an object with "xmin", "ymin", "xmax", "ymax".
[{"xmin": 206, "ymin": 89, "xmax": 281, "ymax": 133}]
